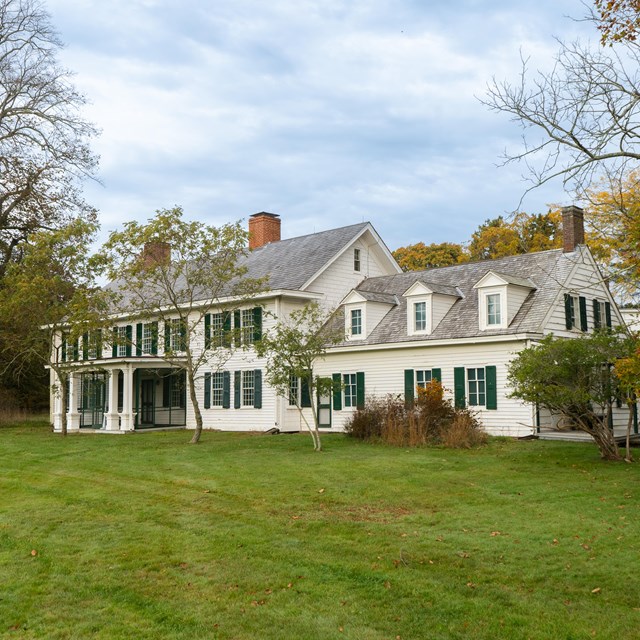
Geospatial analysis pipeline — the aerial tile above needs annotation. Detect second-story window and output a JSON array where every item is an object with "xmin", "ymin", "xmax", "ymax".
[
  {"xmin": 117, "ymin": 326, "xmax": 128, "ymax": 357},
  {"xmin": 351, "ymin": 308, "xmax": 362, "ymax": 336},
  {"xmin": 142, "ymin": 324, "xmax": 154, "ymax": 354},
  {"xmin": 354, "ymin": 248, "xmax": 361, "ymax": 272},
  {"xmin": 168, "ymin": 319, "xmax": 186, "ymax": 352},
  {"xmin": 241, "ymin": 309, "xmax": 255, "ymax": 345}
]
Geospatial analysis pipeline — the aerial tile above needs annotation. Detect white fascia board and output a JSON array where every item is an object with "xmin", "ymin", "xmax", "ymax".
[
  {"xmin": 325, "ymin": 332, "xmax": 545, "ymax": 354},
  {"xmin": 402, "ymin": 281, "xmax": 433, "ymax": 297},
  {"xmin": 340, "ymin": 290, "xmax": 368, "ymax": 305}
]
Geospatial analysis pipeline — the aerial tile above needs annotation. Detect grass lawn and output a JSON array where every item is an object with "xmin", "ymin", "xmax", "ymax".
[{"xmin": 0, "ymin": 423, "xmax": 639, "ymax": 640}]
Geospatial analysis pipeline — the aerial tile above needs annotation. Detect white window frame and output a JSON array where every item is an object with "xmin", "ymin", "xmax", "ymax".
[
  {"xmin": 241, "ymin": 370, "xmax": 255, "ymax": 407},
  {"xmin": 117, "ymin": 326, "xmax": 128, "ymax": 358},
  {"xmin": 353, "ymin": 247, "xmax": 361, "ymax": 272},
  {"xmin": 414, "ymin": 301, "xmax": 427, "ymax": 332},
  {"xmin": 486, "ymin": 293, "xmax": 501, "ymax": 326},
  {"xmin": 467, "ymin": 368, "xmax": 486, "ymax": 407},
  {"xmin": 351, "ymin": 308, "xmax": 362, "ymax": 337},
  {"xmin": 211, "ymin": 313, "xmax": 225, "ymax": 348},
  {"xmin": 288, "ymin": 374, "xmax": 299, "ymax": 407},
  {"xmin": 87, "ymin": 331, "xmax": 99, "ymax": 360},
  {"xmin": 211, "ymin": 372, "xmax": 224, "ymax": 407},
  {"xmin": 343, "ymin": 373, "xmax": 357, "ymax": 408},
  {"xmin": 479, "ymin": 288, "xmax": 506, "ymax": 330},
  {"xmin": 416, "ymin": 369, "xmax": 432, "ymax": 389},
  {"xmin": 241, "ymin": 309, "xmax": 255, "ymax": 345},
  {"xmin": 407, "ymin": 297, "xmax": 431, "ymax": 335},
  {"xmin": 567, "ymin": 294, "xmax": 578, "ymax": 330},
  {"xmin": 142, "ymin": 323, "xmax": 154, "ymax": 355}
]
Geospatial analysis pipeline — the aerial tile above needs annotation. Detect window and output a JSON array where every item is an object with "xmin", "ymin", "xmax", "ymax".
[
  {"xmin": 211, "ymin": 313, "xmax": 225, "ymax": 347},
  {"xmin": 241, "ymin": 309, "xmax": 255, "ymax": 345},
  {"xmin": 87, "ymin": 331, "xmax": 100, "ymax": 360},
  {"xmin": 593, "ymin": 299, "xmax": 606, "ymax": 329},
  {"xmin": 242, "ymin": 370, "xmax": 255, "ymax": 407},
  {"xmin": 288, "ymin": 374, "xmax": 299, "ymax": 406},
  {"xmin": 169, "ymin": 373, "xmax": 186, "ymax": 408},
  {"xmin": 564, "ymin": 294, "xmax": 577, "ymax": 330},
  {"xmin": 168, "ymin": 319, "xmax": 186, "ymax": 352},
  {"xmin": 354, "ymin": 248, "xmax": 361, "ymax": 272},
  {"xmin": 486, "ymin": 293, "xmax": 501, "ymax": 326},
  {"xmin": 351, "ymin": 309, "xmax": 362, "ymax": 336},
  {"xmin": 416, "ymin": 369, "xmax": 432, "ymax": 389},
  {"xmin": 212, "ymin": 372, "xmax": 224, "ymax": 407},
  {"xmin": 117, "ymin": 326, "xmax": 128, "ymax": 357},
  {"xmin": 467, "ymin": 368, "xmax": 486, "ymax": 406},
  {"xmin": 142, "ymin": 324, "xmax": 154, "ymax": 354},
  {"xmin": 414, "ymin": 301, "xmax": 427, "ymax": 332},
  {"xmin": 343, "ymin": 373, "xmax": 357, "ymax": 407}
]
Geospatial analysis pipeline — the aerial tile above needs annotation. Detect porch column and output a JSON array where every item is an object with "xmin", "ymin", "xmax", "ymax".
[
  {"xmin": 67, "ymin": 372, "xmax": 81, "ymax": 432},
  {"xmin": 52, "ymin": 370, "xmax": 64, "ymax": 432},
  {"xmin": 120, "ymin": 365, "xmax": 135, "ymax": 431},
  {"xmin": 104, "ymin": 368, "xmax": 120, "ymax": 431}
]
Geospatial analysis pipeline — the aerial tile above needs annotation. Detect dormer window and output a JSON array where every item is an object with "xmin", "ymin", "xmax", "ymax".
[
  {"xmin": 351, "ymin": 308, "xmax": 362, "ymax": 336},
  {"xmin": 354, "ymin": 248, "xmax": 361, "ymax": 272},
  {"xmin": 474, "ymin": 271, "xmax": 535, "ymax": 331},
  {"xmin": 414, "ymin": 301, "xmax": 427, "ymax": 332},
  {"xmin": 486, "ymin": 293, "xmax": 501, "ymax": 326}
]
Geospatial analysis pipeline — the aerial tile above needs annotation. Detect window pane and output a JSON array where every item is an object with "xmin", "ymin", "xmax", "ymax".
[
  {"xmin": 415, "ymin": 301, "xmax": 426, "ymax": 331},
  {"xmin": 343, "ymin": 373, "xmax": 357, "ymax": 407},
  {"xmin": 242, "ymin": 370, "xmax": 255, "ymax": 406},
  {"xmin": 416, "ymin": 369, "xmax": 432, "ymax": 388},
  {"xmin": 354, "ymin": 248, "xmax": 361, "ymax": 272},
  {"xmin": 242, "ymin": 309, "xmax": 254, "ymax": 345},
  {"xmin": 117, "ymin": 326, "xmax": 127, "ymax": 357},
  {"xmin": 467, "ymin": 368, "xmax": 486, "ymax": 406},
  {"xmin": 289, "ymin": 374, "xmax": 298, "ymax": 406},
  {"xmin": 212, "ymin": 372, "xmax": 224, "ymax": 406},
  {"xmin": 351, "ymin": 309, "xmax": 362, "ymax": 336},
  {"xmin": 487, "ymin": 294, "xmax": 501, "ymax": 325}
]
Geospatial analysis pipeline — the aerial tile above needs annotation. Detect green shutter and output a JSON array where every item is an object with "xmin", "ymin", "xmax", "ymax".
[
  {"xmin": 61, "ymin": 334, "xmax": 67, "ymax": 362},
  {"xmin": 112, "ymin": 327, "xmax": 117, "ymax": 358},
  {"xmin": 404, "ymin": 369, "xmax": 414, "ymax": 407},
  {"xmin": 136, "ymin": 323, "xmax": 143, "ymax": 356},
  {"xmin": 234, "ymin": 310, "xmax": 241, "ymax": 345},
  {"xmin": 454, "ymin": 367, "xmax": 466, "ymax": 408},
  {"xmin": 164, "ymin": 321, "xmax": 170, "ymax": 353},
  {"xmin": 564, "ymin": 294, "xmax": 573, "ymax": 330},
  {"xmin": 72, "ymin": 339, "xmax": 79, "ymax": 361},
  {"xmin": 82, "ymin": 332, "xmax": 88, "ymax": 360},
  {"xmin": 332, "ymin": 373, "xmax": 342, "ymax": 411},
  {"xmin": 180, "ymin": 320, "xmax": 187, "ymax": 350},
  {"xmin": 593, "ymin": 299, "xmax": 601, "ymax": 329},
  {"xmin": 605, "ymin": 301, "xmax": 612, "ymax": 328},
  {"xmin": 432, "ymin": 368, "xmax": 441, "ymax": 382},
  {"xmin": 356, "ymin": 371, "xmax": 365, "ymax": 409},
  {"xmin": 204, "ymin": 372, "xmax": 211, "ymax": 409},
  {"xmin": 486, "ymin": 365, "xmax": 497, "ymax": 410},
  {"xmin": 125, "ymin": 325, "xmax": 132, "ymax": 357},
  {"xmin": 222, "ymin": 371, "xmax": 231, "ymax": 409},
  {"xmin": 253, "ymin": 307, "xmax": 263, "ymax": 342},
  {"xmin": 579, "ymin": 296, "xmax": 588, "ymax": 332},
  {"xmin": 96, "ymin": 329, "xmax": 103, "ymax": 359},
  {"xmin": 204, "ymin": 314, "xmax": 211, "ymax": 350},
  {"xmin": 234, "ymin": 371, "xmax": 241, "ymax": 409},
  {"xmin": 151, "ymin": 322, "xmax": 158, "ymax": 355},
  {"xmin": 301, "ymin": 375, "xmax": 311, "ymax": 408},
  {"xmin": 254, "ymin": 369, "xmax": 262, "ymax": 409},
  {"xmin": 223, "ymin": 312, "xmax": 232, "ymax": 347}
]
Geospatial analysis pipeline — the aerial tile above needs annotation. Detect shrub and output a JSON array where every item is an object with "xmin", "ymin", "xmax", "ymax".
[{"xmin": 344, "ymin": 380, "xmax": 486, "ymax": 448}]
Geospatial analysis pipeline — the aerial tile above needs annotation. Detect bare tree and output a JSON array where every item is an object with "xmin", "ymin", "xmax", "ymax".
[
  {"xmin": 483, "ymin": 19, "xmax": 640, "ymax": 201},
  {"xmin": 0, "ymin": 0, "xmax": 99, "ymax": 277}
]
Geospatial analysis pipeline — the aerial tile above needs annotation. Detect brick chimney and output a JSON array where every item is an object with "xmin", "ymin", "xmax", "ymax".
[
  {"xmin": 561, "ymin": 205, "xmax": 585, "ymax": 253},
  {"xmin": 141, "ymin": 241, "xmax": 171, "ymax": 268},
  {"xmin": 249, "ymin": 212, "xmax": 281, "ymax": 250}
]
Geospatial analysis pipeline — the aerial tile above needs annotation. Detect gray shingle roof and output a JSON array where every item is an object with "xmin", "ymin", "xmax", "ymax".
[
  {"xmin": 105, "ymin": 222, "xmax": 371, "ymax": 309},
  {"xmin": 333, "ymin": 248, "xmax": 576, "ymax": 346},
  {"xmin": 241, "ymin": 222, "xmax": 369, "ymax": 290}
]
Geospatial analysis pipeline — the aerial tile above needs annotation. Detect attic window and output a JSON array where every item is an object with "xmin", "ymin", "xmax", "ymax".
[
  {"xmin": 354, "ymin": 248, "xmax": 361, "ymax": 272},
  {"xmin": 351, "ymin": 308, "xmax": 362, "ymax": 336},
  {"xmin": 414, "ymin": 301, "xmax": 427, "ymax": 332}
]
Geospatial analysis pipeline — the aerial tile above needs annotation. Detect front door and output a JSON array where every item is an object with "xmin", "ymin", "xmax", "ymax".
[
  {"xmin": 140, "ymin": 379, "xmax": 155, "ymax": 425},
  {"xmin": 317, "ymin": 382, "xmax": 331, "ymax": 429}
]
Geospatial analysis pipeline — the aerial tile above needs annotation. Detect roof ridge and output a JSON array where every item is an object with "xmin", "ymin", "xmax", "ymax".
[{"xmin": 252, "ymin": 221, "xmax": 370, "ymax": 250}]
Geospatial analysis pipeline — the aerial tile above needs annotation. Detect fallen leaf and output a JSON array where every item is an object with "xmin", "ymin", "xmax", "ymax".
[
  {"xmin": 591, "ymin": 587, "xmax": 601, "ymax": 594},
  {"xmin": 30, "ymin": 550, "xmax": 37, "ymax": 557},
  {"xmin": 466, "ymin": 582, "xmax": 476, "ymax": 589},
  {"xmin": 552, "ymin": 539, "xmax": 559, "ymax": 545},
  {"xmin": 384, "ymin": 581, "xmax": 391, "ymax": 589},
  {"xmin": 318, "ymin": 488, "xmax": 325, "ymax": 494},
  {"xmin": 490, "ymin": 531, "xmax": 501, "ymax": 537}
]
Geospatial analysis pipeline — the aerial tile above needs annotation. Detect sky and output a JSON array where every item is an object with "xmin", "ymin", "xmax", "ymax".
[{"xmin": 46, "ymin": 0, "xmax": 593, "ymax": 252}]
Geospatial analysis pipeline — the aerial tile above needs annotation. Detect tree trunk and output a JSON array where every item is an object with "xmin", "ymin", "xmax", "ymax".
[
  {"xmin": 309, "ymin": 391, "xmax": 322, "ymax": 452},
  {"xmin": 188, "ymin": 368, "xmax": 203, "ymax": 444},
  {"xmin": 577, "ymin": 412, "xmax": 622, "ymax": 461},
  {"xmin": 625, "ymin": 403, "xmax": 634, "ymax": 463}
]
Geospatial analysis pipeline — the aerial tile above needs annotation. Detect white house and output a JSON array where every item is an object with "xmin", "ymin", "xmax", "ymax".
[{"xmin": 50, "ymin": 206, "xmax": 635, "ymax": 438}]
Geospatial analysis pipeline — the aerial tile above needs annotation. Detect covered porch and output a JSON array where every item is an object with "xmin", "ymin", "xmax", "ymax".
[{"xmin": 52, "ymin": 362, "xmax": 187, "ymax": 433}]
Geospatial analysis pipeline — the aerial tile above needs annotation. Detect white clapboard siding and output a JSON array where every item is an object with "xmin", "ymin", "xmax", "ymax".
[{"xmin": 316, "ymin": 340, "xmax": 538, "ymax": 437}]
